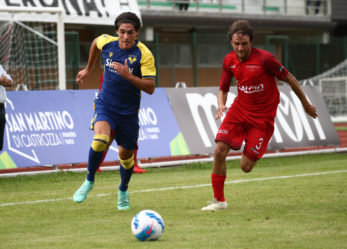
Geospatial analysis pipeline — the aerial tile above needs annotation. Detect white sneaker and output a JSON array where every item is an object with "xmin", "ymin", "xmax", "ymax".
[{"xmin": 201, "ymin": 199, "xmax": 227, "ymax": 211}]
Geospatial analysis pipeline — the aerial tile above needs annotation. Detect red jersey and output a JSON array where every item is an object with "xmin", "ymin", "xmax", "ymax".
[{"xmin": 220, "ymin": 47, "xmax": 288, "ymax": 118}]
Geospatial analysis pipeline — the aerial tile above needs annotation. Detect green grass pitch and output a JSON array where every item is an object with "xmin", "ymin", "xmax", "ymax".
[{"xmin": 0, "ymin": 153, "xmax": 347, "ymax": 249}]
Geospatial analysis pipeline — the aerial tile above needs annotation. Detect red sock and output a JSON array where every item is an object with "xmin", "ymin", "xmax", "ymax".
[
  {"xmin": 211, "ymin": 173, "xmax": 226, "ymax": 202},
  {"xmin": 96, "ymin": 150, "xmax": 107, "ymax": 172},
  {"xmin": 134, "ymin": 148, "xmax": 138, "ymax": 165}
]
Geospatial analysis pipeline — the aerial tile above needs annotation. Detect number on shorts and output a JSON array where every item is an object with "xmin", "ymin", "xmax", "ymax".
[{"xmin": 256, "ymin": 138, "xmax": 264, "ymax": 150}]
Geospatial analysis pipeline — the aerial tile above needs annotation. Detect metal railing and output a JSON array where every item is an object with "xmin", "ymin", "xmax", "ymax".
[{"xmin": 138, "ymin": 0, "xmax": 329, "ymax": 16}]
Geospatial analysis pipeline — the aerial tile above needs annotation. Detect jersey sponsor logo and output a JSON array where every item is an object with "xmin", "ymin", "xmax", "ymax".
[
  {"xmin": 109, "ymin": 52, "xmax": 113, "ymax": 58},
  {"xmin": 128, "ymin": 55, "xmax": 137, "ymax": 64},
  {"xmin": 105, "ymin": 58, "xmax": 112, "ymax": 67},
  {"xmin": 246, "ymin": 65, "xmax": 261, "ymax": 69},
  {"xmin": 230, "ymin": 65, "xmax": 236, "ymax": 69},
  {"xmin": 246, "ymin": 64, "xmax": 261, "ymax": 72},
  {"xmin": 238, "ymin": 84, "xmax": 264, "ymax": 94},
  {"xmin": 280, "ymin": 66, "xmax": 285, "ymax": 72},
  {"xmin": 105, "ymin": 58, "xmax": 134, "ymax": 74},
  {"xmin": 105, "ymin": 58, "xmax": 118, "ymax": 74}
]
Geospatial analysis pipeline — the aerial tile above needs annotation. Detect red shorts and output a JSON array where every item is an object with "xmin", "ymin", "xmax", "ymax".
[{"xmin": 215, "ymin": 106, "xmax": 274, "ymax": 161}]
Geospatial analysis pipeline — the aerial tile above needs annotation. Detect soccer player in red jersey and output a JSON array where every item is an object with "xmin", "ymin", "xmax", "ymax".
[
  {"xmin": 96, "ymin": 72, "xmax": 147, "ymax": 173},
  {"xmin": 202, "ymin": 20, "xmax": 318, "ymax": 211}
]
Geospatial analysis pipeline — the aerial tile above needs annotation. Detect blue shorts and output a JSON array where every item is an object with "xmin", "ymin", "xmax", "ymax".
[{"xmin": 90, "ymin": 105, "xmax": 139, "ymax": 150}]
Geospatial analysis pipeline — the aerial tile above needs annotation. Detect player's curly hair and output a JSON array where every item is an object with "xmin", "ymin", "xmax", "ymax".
[
  {"xmin": 114, "ymin": 12, "xmax": 141, "ymax": 31},
  {"xmin": 228, "ymin": 20, "xmax": 254, "ymax": 42}
]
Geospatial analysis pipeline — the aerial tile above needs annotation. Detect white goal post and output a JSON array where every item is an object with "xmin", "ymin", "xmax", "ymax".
[{"xmin": 0, "ymin": 7, "xmax": 66, "ymax": 90}]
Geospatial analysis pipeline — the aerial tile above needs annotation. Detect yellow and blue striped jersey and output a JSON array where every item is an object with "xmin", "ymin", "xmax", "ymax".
[{"xmin": 96, "ymin": 34, "xmax": 156, "ymax": 115}]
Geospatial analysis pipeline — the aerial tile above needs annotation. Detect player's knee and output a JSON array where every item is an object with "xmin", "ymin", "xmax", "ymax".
[
  {"xmin": 120, "ymin": 154, "xmax": 134, "ymax": 170},
  {"xmin": 241, "ymin": 164, "xmax": 253, "ymax": 173},
  {"xmin": 241, "ymin": 161, "xmax": 256, "ymax": 173},
  {"xmin": 91, "ymin": 134, "xmax": 110, "ymax": 152},
  {"xmin": 241, "ymin": 153, "xmax": 257, "ymax": 173}
]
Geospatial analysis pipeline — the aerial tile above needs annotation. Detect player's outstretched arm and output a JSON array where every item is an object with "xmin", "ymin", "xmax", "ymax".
[
  {"xmin": 216, "ymin": 90, "xmax": 228, "ymax": 120},
  {"xmin": 283, "ymin": 72, "xmax": 318, "ymax": 119},
  {"xmin": 76, "ymin": 38, "xmax": 100, "ymax": 85}
]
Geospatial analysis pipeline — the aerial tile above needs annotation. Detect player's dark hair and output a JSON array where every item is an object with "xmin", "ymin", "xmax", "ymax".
[
  {"xmin": 228, "ymin": 20, "xmax": 254, "ymax": 42},
  {"xmin": 114, "ymin": 12, "xmax": 141, "ymax": 31}
]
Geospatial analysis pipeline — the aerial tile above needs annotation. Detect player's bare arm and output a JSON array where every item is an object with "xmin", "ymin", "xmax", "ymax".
[
  {"xmin": 111, "ymin": 60, "xmax": 155, "ymax": 95},
  {"xmin": 76, "ymin": 38, "xmax": 100, "ymax": 85},
  {"xmin": 0, "ymin": 74, "xmax": 13, "ymax": 87},
  {"xmin": 216, "ymin": 90, "xmax": 228, "ymax": 120},
  {"xmin": 283, "ymin": 72, "xmax": 318, "ymax": 119}
]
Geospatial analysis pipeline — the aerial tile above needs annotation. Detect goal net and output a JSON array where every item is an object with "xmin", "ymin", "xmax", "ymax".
[
  {"xmin": 0, "ymin": 7, "xmax": 66, "ymax": 90},
  {"xmin": 318, "ymin": 77, "xmax": 347, "ymax": 119},
  {"xmin": 302, "ymin": 59, "xmax": 347, "ymax": 122}
]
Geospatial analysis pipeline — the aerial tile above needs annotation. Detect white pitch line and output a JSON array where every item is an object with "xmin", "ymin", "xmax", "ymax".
[{"xmin": 1, "ymin": 169, "xmax": 347, "ymax": 207}]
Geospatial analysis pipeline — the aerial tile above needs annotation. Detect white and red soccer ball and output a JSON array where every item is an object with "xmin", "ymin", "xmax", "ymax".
[{"xmin": 131, "ymin": 210, "xmax": 165, "ymax": 241}]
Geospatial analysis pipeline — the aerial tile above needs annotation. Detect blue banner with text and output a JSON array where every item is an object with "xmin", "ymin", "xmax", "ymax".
[{"xmin": 1, "ymin": 89, "xmax": 186, "ymax": 169}]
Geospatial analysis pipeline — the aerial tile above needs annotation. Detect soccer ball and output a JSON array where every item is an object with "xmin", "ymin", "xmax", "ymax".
[{"xmin": 131, "ymin": 210, "xmax": 165, "ymax": 241}]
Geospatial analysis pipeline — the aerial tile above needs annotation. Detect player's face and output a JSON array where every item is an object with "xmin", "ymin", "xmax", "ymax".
[
  {"xmin": 116, "ymin": 23, "xmax": 139, "ymax": 50},
  {"xmin": 231, "ymin": 33, "xmax": 252, "ymax": 62}
]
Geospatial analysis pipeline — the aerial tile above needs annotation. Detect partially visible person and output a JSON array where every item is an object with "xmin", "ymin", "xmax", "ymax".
[
  {"xmin": 0, "ymin": 64, "xmax": 14, "ymax": 151},
  {"xmin": 73, "ymin": 12, "xmax": 155, "ymax": 210},
  {"xmin": 201, "ymin": 20, "xmax": 317, "ymax": 211},
  {"xmin": 96, "ymin": 72, "xmax": 147, "ymax": 173},
  {"xmin": 178, "ymin": 0, "xmax": 189, "ymax": 11},
  {"xmin": 306, "ymin": 0, "xmax": 322, "ymax": 15}
]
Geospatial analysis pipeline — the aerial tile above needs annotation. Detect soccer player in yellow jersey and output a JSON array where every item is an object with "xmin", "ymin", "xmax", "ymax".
[{"xmin": 73, "ymin": 12, "xmax": 156, "ymax": 210}]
